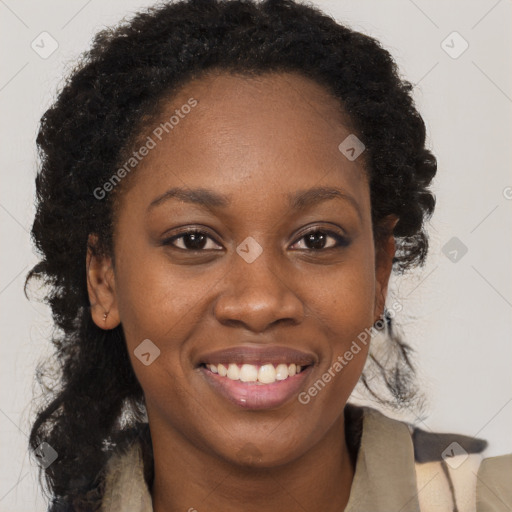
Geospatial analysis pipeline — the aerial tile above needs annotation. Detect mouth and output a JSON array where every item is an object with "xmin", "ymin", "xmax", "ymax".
[
  {"xmin": 195, "ymin": 345, "xmax": 317, "ymax": 409},
  {"xmin": 195, "ymin": 344, "xmax": 318, "ymax": 410},
  {"xmin": 199, "ymin": 363, "xmax": 313, "ymax": 410},
  {"xmin": 199, "ymin": 362, "xmax": 311, "ymax": 385}
]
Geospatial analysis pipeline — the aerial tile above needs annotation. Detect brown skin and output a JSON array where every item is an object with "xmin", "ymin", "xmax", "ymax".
[{"xmin": 87, "ymin": 70, "xmax": 398, "ymax": 512}]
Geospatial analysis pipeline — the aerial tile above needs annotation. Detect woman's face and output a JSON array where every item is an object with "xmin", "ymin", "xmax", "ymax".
[{"xmin": 88, "ymin": 70, "xmax": 396, "ymax": 467}]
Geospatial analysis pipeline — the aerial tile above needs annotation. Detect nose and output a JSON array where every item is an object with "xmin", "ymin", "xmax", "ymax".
[{"xmin": 212, "ymin": 247, "xmax": 305, "ymax": 333}]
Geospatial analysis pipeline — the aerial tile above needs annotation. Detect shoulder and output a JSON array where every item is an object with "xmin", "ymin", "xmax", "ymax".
[
  {"xmin": 476, "ymin": 453, "xmax": 512, "ymax": 510},
  {"xmin": 370, "ymin": 406, "xmax": 511, "ymax": 512},
  {"xmin": 410, "ymin": 423, "xmax": 487, "ymax": 512}
]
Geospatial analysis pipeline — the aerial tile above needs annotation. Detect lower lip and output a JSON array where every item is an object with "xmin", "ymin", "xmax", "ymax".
[{"xmin": 199, "ymin": 366, "xmax": 312, "ymax": 410}]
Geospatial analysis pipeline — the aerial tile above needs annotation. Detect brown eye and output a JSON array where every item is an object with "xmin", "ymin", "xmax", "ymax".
[
  {"xmin": 162, "ymin": 229, "xmax": 223, "ymax": 251},
  {"xmin": 291, "ymin": 229, "xmax": 350, "ymax": 251}
]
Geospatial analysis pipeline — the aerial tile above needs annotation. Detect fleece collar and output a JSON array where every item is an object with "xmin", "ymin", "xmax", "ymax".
[{"xmin": 100, "ymin": 437, "xmax": 153, "ymax": 512}]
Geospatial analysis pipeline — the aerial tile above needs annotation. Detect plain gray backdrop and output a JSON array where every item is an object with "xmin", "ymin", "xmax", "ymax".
[{"xmin": 1, "ymin": 0, "xmax": 511, "ymax": 510}]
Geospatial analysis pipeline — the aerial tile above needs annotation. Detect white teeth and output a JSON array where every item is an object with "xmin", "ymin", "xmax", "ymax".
[
  {"xmin": 205, "ymin": 362, "xmax": 305, "ymax": 384},
  {"xmin": 239, "ymin": 364, "xmax": 258, "ymax": 382},
  {"xmin": 227, "ymin": 363, "xmax": 240, "ymax": 380},
  {"xmin": 258, "ymin": 364, "xmax": 277, "ymax": 384},
  {"xmin": 275, "ymin": 363, "xmax": 289, "ymax": 380}
]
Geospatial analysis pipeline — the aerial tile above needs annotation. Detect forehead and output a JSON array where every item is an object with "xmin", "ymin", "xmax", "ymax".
[{"xmin": 117, "ymin": 70, "xmax": 369, "ymax": 214}]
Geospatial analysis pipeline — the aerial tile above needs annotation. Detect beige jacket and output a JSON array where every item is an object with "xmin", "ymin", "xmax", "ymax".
[{"xmin": 98, "ymin": 406, "xmax": 512, "ymax": 512}]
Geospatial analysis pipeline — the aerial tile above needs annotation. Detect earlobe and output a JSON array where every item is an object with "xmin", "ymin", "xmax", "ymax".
[
  {"xmin": 373, "ymin": 215, "xmax": 399, "ymax": 324},
  {"xmin": 86, "ymin": 234, "xmax": 120, "ymax": 330}
]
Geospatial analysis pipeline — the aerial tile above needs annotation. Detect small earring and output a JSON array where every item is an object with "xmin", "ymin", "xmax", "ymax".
[{"xmin": 103, "ymin": 311, "xmax": 109, "ymax": 322}]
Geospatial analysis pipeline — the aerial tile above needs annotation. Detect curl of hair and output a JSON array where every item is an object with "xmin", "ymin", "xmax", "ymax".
[{"xmin": 25, "ymin": 0, "xmax": 437, "ymax": 509}]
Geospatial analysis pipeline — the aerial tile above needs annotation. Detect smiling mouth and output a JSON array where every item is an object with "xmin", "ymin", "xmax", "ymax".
[{"xmin": 200, "ymin": 362, "xmax": 311, "ymax": 385}]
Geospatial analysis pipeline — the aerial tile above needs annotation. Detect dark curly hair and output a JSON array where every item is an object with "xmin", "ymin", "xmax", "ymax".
[{"xmin": 25, "ymin": 0, "xmax": 437, "ymax": 509}]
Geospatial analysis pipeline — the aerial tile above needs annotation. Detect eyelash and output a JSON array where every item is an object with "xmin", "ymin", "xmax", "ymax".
[{"xmin": 161, "ymin": 227, "xmax": 350, "ymax": 252}]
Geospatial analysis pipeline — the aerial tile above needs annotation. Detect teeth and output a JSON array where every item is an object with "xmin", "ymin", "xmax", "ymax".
[
  {"xmin": 258, "ymin": 364, "xmax": 276, "ymax": 384},
  {"xmin": 227, "ymin": 363, "xmax": 240, "ymax": 380},
  {"xmin": 217, "ymin": 363, "xmax": 227, "ymax": 377},
  {"xmin": 240, "ymin": 364, "xmax": 258, "ymax": 382},
  {"xmin": 205, "ymin": 362, "xmax": 305, "ymax": 384},
  {"xmin": 275, "ymin": 363, "xmax": 288, "ymax": 380}
]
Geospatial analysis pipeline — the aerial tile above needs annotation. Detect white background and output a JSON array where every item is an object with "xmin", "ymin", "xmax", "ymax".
[{"xmin": 1, "ymin": 0, "xmax": 511, "ymax": 510}]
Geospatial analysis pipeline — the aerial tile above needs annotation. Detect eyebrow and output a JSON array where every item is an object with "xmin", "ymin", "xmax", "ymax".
[{"xmin": 147, "ymin": 185, "xmax": 362, "ymax": 221}]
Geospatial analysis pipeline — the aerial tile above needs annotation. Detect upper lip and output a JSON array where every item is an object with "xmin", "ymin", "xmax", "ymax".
[{"xmin": 196, "ymin": 345, "xmax": 317, "ymax": 367}]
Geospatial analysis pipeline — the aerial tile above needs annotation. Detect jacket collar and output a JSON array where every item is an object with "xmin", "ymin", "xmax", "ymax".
[{"xmin": 344, "ymin": 406, "xmax": 420, "ymax": 511}]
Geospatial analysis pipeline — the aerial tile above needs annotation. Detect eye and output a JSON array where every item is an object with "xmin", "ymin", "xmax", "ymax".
[
  {"xmin": 161, "ymin": 227, "xmax": 350, "ymax": 252},
  {"xmin": 290, "ymin": 228, "xmax": 350, "ymax": 251},
  {"xmin": 162, "ymin": 229, "xmax": 223, "ymax": 251}
]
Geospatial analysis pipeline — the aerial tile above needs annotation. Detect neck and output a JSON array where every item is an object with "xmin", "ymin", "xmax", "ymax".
[{"xmin": 150, "ymin": 410, "xmax": 355, "ymax": 512}]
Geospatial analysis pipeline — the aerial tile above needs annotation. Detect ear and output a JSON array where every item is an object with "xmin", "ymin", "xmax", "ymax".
[
  {"xmin": 373, "ymin": 215, "xmax": 399, "ymax": 324},
  {"xmin": 86, "ymin": 233, "xmax": 120, "ymax": 330}
]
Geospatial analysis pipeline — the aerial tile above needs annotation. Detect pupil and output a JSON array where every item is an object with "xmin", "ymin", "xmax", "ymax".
[
  {"xmin": 306, "ymin": 232, "xmax": 326, "ymax": 250},
  {"xmin": 185, "ymin": 232, "xmax": 207, "ymax": 250}
]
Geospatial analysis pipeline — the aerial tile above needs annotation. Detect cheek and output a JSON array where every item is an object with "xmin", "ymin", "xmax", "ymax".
[
  {"xmin": 297, "ymin": 266, "xmax": 373, "ymax": 420},
  {"xmin": 114, "ymin": 249, "xmax": 207, "ymax": 343},
  {"xmin": 113, "ymin": 254, "xmax": 203, "ymax": 412},
  {"xmin": 309, "ymin": 255, "xmax": 376, "ymax": 336},
  {"xmin": 304, "ymin": 252, "xmax": 375, "ymax": 388}
]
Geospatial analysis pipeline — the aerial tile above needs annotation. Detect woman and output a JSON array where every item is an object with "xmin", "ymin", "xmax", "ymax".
[{"xmin": 25, "ymin": 0, "xmax": 511, "ymax": 510}]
